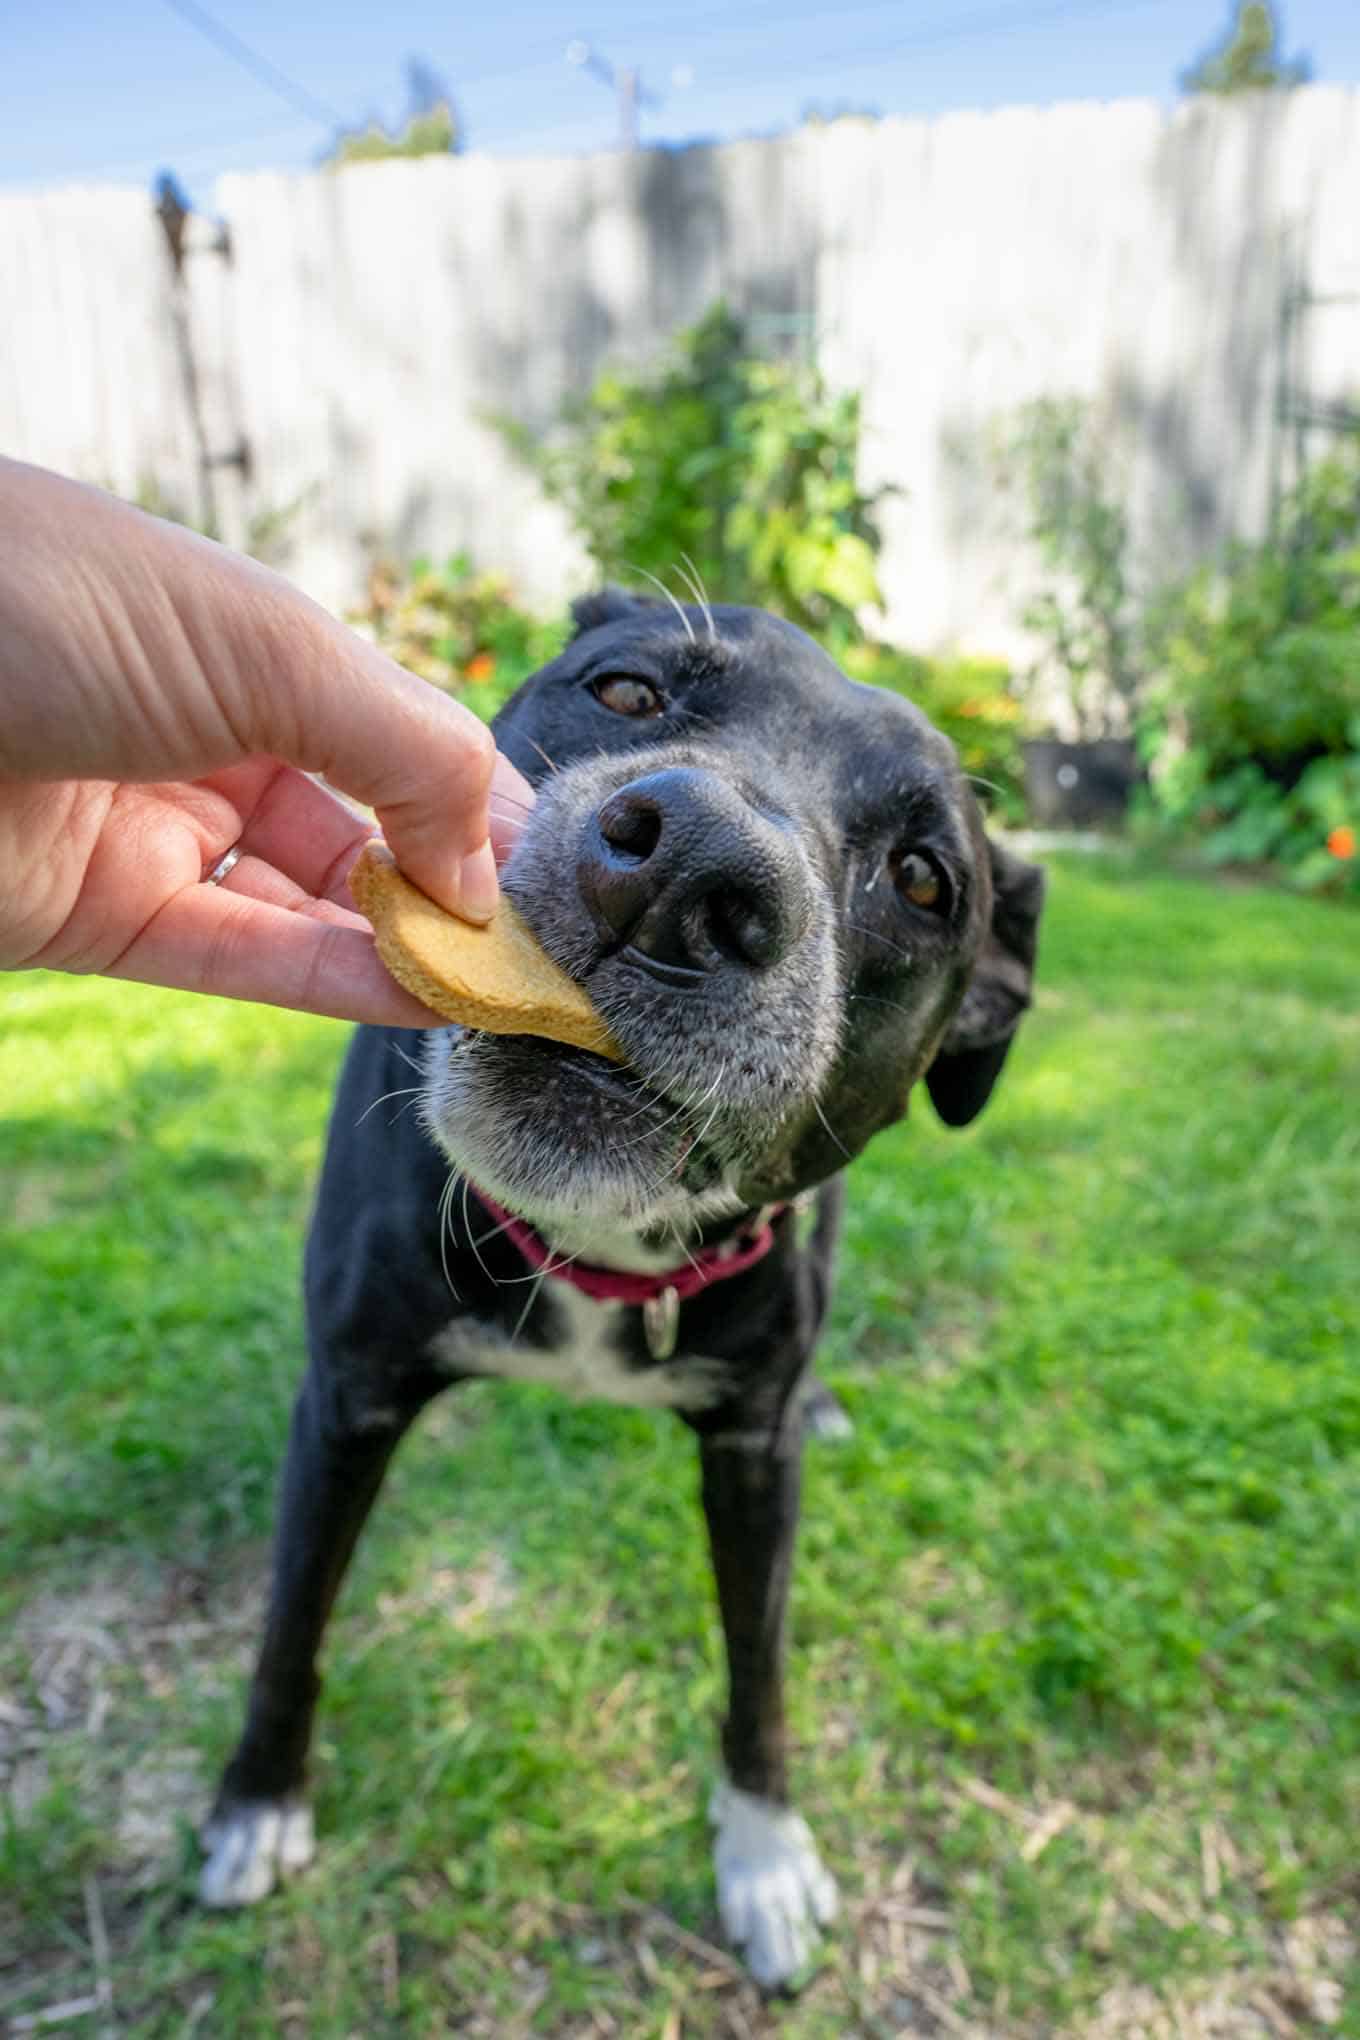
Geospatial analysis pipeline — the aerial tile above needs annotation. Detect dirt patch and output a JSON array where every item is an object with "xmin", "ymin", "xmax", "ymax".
[
  {"xmin": 1067, "ymin": 1911, "xmax": 1351, "ymax": 2038},
  {"xmin": 2, "ymin": 1553, "xmax": 267, "ymax": 1848},
  {"xmin": 423, "ymin": 1873, "xmax": 981, "ymax": 2039},
  {"xmin": 8, "ymin": 1557, "xmax": 265, "ymax": 1732},
  {"xmin": 116, "ymin": 1747, "xmax": 204, "ymax": 1868}
]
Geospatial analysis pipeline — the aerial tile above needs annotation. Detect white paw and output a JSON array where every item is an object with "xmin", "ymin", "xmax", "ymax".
[
  {"xmin": 198, "ymin": 1797, "xmax": 315, "ymax": 1908},
  {"xmin": 801, "ymin": 1383, "xmax": 855, "ymax": 1442},
  {"xmin": 710, "ymin": 1781, "xmax": 838, "ymax": 1990}
]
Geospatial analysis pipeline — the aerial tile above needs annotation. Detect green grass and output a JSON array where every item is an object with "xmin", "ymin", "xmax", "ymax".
[{"xmin": 3, "ymin": 852, "xmax": 1359, "ymax": 2037}]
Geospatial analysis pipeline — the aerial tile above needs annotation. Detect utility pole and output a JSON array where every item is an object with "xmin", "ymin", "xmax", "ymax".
[
  {"xmin": 566, "ymin": 40, "xmax": 682, "ymax": 151},
  {"xmin": 616, "ymin": 64, "xmax": 639, "ymax": 151}
]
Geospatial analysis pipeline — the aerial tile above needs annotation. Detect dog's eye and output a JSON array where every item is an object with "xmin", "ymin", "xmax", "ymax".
[
  {"xmin": 890, "ymin": 849, "xmax": 948, "ymax": 913},
  {"xmin": 592, "ymin": 675, "xmax": 663, "ymax": 718}
]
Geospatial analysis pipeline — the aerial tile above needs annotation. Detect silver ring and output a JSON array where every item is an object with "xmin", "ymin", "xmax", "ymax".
[{"xmin": 203, "ymin": 844, "xmax": 245, "ymax": 886}]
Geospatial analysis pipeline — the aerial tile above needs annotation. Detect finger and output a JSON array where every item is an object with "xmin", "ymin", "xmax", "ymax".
[
  {"xmin": 106, "ymin": 882, "xmax": 450, "ymax": 1028},
  {"xmin": 205, "ymin": 848, "xmax": 371, "ymax": 921},
  {"xmin": 199, "ymin": 761, "xmax": 375, "ymax": 904},
  {"xmin": 203, "ymin": 752, "xmax": 533, "ymax": 912},
  {"xmin": 226, "ymin": 588, "xmax": 510, "ymax": 919}
]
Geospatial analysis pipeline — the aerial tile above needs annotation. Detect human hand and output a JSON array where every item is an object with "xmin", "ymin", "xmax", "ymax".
[{"xmin": 0, "ymin": 460, "xmax": 534, "ymax": 1026}]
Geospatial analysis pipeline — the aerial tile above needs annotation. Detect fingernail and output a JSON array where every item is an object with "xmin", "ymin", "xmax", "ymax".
[{"xmin": 458, "ymin": 839, "xmax": 500, "ymax": 923}]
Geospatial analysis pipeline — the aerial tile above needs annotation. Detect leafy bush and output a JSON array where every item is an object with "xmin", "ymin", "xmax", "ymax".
[
  {"xmin": 351, "ymin": 553, "xmax": 567, "ymax": 721},
  {"xmin": 842, "ymin": 642, "xmax": 1028, "ymax": 823},
  {"xmin": 1148, "ymin": 749, "xmax": 1360, "ymax": 891},
  {"xmin": 1142, "ymin": 443, "xmax": 1360, "ymax": 893},
  {"xmin": 499, "ymin": 302, "xmax": 891, "ymax": 646},
  {"xmin": 367, "ymin": 312, "xmax": 1027, "ymax": 820}
]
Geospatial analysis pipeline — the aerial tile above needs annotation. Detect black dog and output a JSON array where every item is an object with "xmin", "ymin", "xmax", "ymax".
[{"xmin": 200, "ymin": 592, "xmax": 1044, "ymax": 1989}]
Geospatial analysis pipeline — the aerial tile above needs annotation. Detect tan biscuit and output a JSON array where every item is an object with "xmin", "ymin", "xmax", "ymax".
[{"xmin": 350, "ymin": 840, "xmax": 622, "ymax": 1061}]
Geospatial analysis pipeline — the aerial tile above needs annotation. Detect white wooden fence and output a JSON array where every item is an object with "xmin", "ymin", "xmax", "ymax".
[{"xmin": 3, "ymin": 86, "xmax": 1359, "ymax": 655}]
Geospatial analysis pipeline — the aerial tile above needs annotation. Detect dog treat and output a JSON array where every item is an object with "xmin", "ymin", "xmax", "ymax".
[{"xmin": 350, "ymin": 840, "xmax": 622, "ymax": 1060}]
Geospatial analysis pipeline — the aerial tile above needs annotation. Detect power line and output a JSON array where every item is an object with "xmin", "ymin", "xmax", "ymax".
[
  {"xmin": 475, "ymin": 0, "xmax": 1181, "ymax": 133},
  {"xmin": 159, "ymin": 0, "xmax": 349, "ymax": 131},
  {"xmin": 492, "ymin": 0, "xmax": 1179, "ymax": 155},
  {"xmin": 714, "ymin": 0, "xmax": 1181, "ymax": 92}
]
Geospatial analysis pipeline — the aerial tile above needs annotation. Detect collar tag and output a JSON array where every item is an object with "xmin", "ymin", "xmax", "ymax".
[{"xmin": 642, "ymin": 1283, "xmax": 680, "ymax": 1361}]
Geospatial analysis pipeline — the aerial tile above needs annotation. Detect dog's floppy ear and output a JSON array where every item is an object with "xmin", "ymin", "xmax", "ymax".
[
  {"xmin": 925, "ymin": 839, "xmax": 1046, "ymax": 1128},
  {"xmin": 570, "ymin": 587, "xmax": 660, "ymax": 638}
]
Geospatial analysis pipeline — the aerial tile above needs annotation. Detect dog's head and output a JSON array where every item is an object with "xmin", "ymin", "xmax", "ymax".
[{"xmin": 422, "ymin": 592, "xmax": 1044, "ymax": 1240}]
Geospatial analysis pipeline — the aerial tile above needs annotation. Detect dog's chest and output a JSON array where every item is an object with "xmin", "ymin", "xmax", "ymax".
[{"xmin": 429, "ymin": 1282, "xmax": 725, "ymax": 1411}]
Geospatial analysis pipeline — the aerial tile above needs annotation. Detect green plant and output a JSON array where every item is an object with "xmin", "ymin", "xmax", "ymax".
[
  {"xmin": 500, "ymin": 302, "xmax": 891, "ymax": 644},
  {"xmin": 351, "ymin": 552, "xmax": 568, "ymax": 721},
  {"xmin": 321, "ymin": 58, "xmax": 461, "ymax": 166},
  {"xmin": 1180, "ymin": 1, "xmax": 1310, "ymax": 95},
  {"xmin": 1003, "ymin": 398, "xmax": 1140, "ymax": 741},
  {"xmin": 842, "ymin": 642, "xmax": 1029, "ymax": 823},
  {"xmin": 1141, "ymin": 442, "xmax": 1360, "ymax": 893},
  {"xmin": 324, "ymin": 101, "xmax": 456, "ymax": 166}
]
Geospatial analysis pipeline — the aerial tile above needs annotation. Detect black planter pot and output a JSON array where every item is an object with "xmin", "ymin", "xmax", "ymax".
[{"xmin": 1022, "ymin": 739, "xmax": 1139, "ymax": 828}]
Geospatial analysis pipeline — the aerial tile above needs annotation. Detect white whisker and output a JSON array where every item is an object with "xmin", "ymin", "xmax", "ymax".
[
  {"xmin": 850, "ymin": 991, "xmax": 913, "ymax": 1018},
  {"xmin": 511, "ymin": 1261, "xmax": 554, "ymax": 1341},
  {"xmin": 462, "ymin": 1174, "xmax": 500, "ymax": 1287},
  {"xmin": 677, "ymin": 552, "xmax": 716, "ymax": 639},
  {"xmin": 495, "ymin": 1249, "xmax": 581, "ymax": 1288},
  {"xmin": 812, "ymin": 1093, "xmax": 853, "ymax": 1161},
  {"xmin": 473, "ymin": 1209, "xmax": 527, "ymax": 1248},
  {"xmin": 436, "ymin": 1169, "xmax": 462, "ymax": 1301},
  {"xmin": 619, "ymin": 1091, "xmax": 697, "ymax": 1149},
  {"xmin": 668, "ymin": 1222, "xmax": 705, "ymax": 1278},
  {"xmin": 628, "ymin": 563, "xmax": 696, "ymax": 644},
  {"xmin": 355, "ymin": 1084, "xmax": 424, "ymax": 1127},
  {"xmin": 679, "ymin": 1064, "xmax": 728, "ymax": 1179},
  {"xmin": 625, "ymin": 1063, "xmax": 724, "ymax": 1153},
  {"xmin": 845, "ymin": 920, "xmax": 914, "ymax": 966}
]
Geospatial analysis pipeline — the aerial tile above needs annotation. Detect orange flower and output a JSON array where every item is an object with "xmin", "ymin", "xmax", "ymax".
[
  {"xmin": 464, "ymin": 651, "xmax": 496, "ymax": 682},
  {"xmin": 1327, "ymin": 825, "xmax": 1356, "ymax": 860}
]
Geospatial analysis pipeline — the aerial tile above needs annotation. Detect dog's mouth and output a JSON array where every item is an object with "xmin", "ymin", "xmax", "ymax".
[
  {"xmin": 553, "ymin": 1042, "xmax": 729, "ymax": 1185},
  {"xmin": 421, "ymin": 1023, "xmax": 747, "ymax": 1236}
]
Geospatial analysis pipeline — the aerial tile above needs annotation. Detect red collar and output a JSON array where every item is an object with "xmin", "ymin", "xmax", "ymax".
[{"xmin": 468, "ymin": 1188, "xmax": 786, "ymax": 1306}]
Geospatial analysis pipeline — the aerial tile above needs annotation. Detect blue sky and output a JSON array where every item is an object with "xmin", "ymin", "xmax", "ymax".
[{"xmin": 4, "ymin": 1, "xmax": 1357, "ymax": 206}]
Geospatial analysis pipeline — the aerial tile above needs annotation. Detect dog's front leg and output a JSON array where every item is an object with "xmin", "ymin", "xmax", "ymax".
[
  {"xmin": 698, "ymin": 1431, "xmax": 837, "ymax": 1990},
  {"xmin": 199, "ymin": 1358, "xmax": 436, "ymax": 1907}
]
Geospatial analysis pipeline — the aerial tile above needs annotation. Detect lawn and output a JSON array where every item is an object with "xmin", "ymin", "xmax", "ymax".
[{"xmin": 2, "ymin": 851, "xmax": 1358, "ymax": 2038}]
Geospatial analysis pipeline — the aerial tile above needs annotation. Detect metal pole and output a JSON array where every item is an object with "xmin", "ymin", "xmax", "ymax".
[{"xmin": 618, "ymin": 65, "xmax": 639, "ymax": 150}]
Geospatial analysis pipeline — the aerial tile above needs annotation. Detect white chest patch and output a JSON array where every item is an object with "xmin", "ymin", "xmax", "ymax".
[{"xmin": 428, "ymin": 1282, "xmax": 725, "ymax": 1412}]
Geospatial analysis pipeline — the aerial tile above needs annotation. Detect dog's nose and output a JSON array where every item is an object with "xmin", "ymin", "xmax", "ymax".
[{"xmin": 579, "ymin": 768, "xmax": 811, "ymax": 975}]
